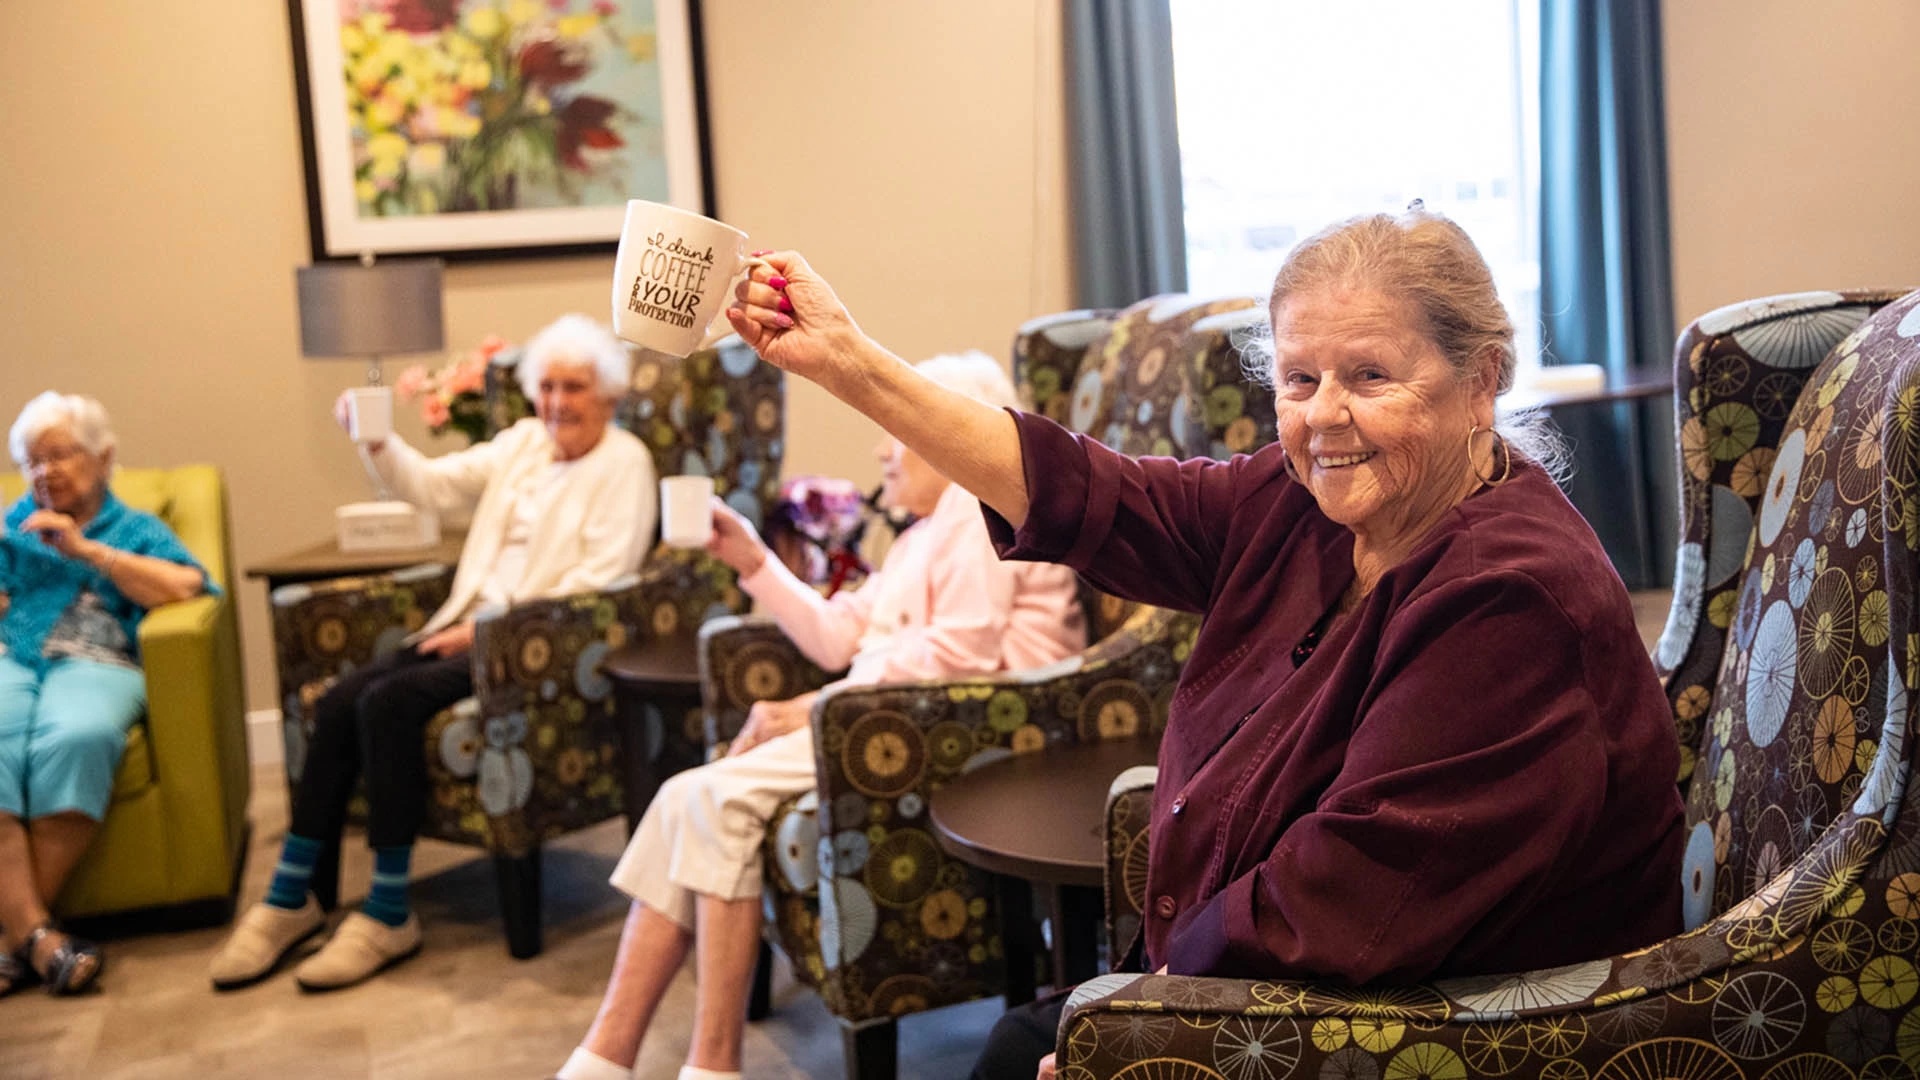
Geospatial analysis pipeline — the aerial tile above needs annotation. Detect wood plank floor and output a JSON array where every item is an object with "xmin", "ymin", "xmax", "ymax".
[{"xmin": 0, "ymin": 591, "xmax": 1672, "ymax": 1079}]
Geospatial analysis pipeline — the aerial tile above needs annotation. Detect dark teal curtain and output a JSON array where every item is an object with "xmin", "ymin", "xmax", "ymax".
[
  {"xmin": 1065, "ymin": 0, "xmax": 1187, "ymax": 307},
  {"xmin": 1540, "ymin": 0, "xmax": 1678, "ymax": 589}
]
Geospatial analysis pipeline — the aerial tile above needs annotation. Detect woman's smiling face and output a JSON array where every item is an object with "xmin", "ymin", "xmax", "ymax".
[{"xmin": 1272, "ymin": 282, "xmax": 1491, "ymax": 547}]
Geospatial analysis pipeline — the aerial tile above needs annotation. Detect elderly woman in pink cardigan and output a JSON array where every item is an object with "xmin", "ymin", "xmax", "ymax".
[{"xmin": 553, "ymin": 352, "xmax": 1087, "ymax": 1080}]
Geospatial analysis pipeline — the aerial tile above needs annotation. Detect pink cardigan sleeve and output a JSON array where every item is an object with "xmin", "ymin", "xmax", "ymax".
[{"xmin": 739, "ymin": 557, "xmax": 877, "ymax": 674}]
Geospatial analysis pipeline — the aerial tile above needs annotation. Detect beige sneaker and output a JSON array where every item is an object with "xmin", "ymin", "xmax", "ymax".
[
  {"xmin": 209, "ymin": 896, "xmax": 326, "ymax": 990},
  {"xmin": 293, "ymin": 912, "xmax": 421, "ymax": 992}
]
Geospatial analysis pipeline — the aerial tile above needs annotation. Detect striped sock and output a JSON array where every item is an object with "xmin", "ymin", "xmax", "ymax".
[
  {"xmin": 264, "ymin": 834, "xmax": 322, "ymax": 911},
  {"xmin": 360, "ymin": 845, "xmax": 413, "ymax": 928}
]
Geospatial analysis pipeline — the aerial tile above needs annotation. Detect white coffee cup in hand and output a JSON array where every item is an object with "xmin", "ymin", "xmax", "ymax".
[
  {"xmin": 343, "ymin": 387, "xmax": 393, "ymax": 444},
  {"xmin": 660, "ymin": 476, "xmax": 716, "ymax": 548},
  {"xmin": 612, "ymin": 200, "xmax": 771, "ymax": 358}
]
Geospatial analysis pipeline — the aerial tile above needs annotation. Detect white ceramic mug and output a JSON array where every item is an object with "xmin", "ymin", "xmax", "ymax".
[
  {"xmin": 660, "ymin": 476, "xmax": 716, "ymax": 548},
  {"xmin": 347, "ymin": 386, "xmax": 393, "ymax": 444},
  {"xmin": 611, "ymin": 200, "xmax": 768, "ymax": 357}
]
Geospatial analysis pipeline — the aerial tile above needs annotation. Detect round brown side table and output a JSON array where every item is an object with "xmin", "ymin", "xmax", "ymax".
[
  {"xmin": 602, "ymin": 631, "xmax": 707, "ymax": 833},
  {"xmin": 929, "ymin": 735, "xmax": 1160, "ymax": 1005}
]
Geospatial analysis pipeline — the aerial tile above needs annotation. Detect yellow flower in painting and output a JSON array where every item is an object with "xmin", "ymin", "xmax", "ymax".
[
  {"xmin": 355, "ymin": 179, "xmax": 378, "ymax": 203},
  {"xmin": 507, "ymin": 0, "xmax": 541, "ymax": 27},
  {"xmin": 464, "ymin": 5, "xmax": 503, "ymax": 38},
  {"xmin": 351, "ymin": 55, "xmax": 390, "ymax": 94},
  {"xmin": 557, "ymin": 13, "xmax": 600, "ymax": 38},
  {"xmin": 626, "ymin": 32, "xmax": 657, "ymax": 61},
  {"xmin": 369, "ymin": 95, "xmax": 406, "ymax": 131},
  {"xmin": 367, "ymin": 130, "xmax": 409, "ymax": 166},
  {"xmin": 457, "ymin": 59, "xmax": 491, "ymax": 90},
  {"xmin": 386, "ymin": 73, "xmax": 419, "ymax": 107},
  {"xmin": 527, "ymin": 91, "xmax": 552, "ymax": 116},
  {"xmin": 340, "ymin": 24, "xmax": 368, "ymax": 56},
  {"xmin": 408, "ymin": 142, "xmax": 446, "ymax": 176},
  {"xmin": 358, "ymin": 12, "xmax": 393, "ymax": 36},
  {"xmin": 446, "ymin": 32, "xmax": 481, "ymax": 61},
  {"xmin": 443, "ymin": 110, "xmax": 482, "ymax": 138}
]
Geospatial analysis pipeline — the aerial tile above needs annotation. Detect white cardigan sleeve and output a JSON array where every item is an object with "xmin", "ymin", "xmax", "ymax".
[{"xmin": 366, "ymin": 426, "xmax": 513, "ymax": 516}]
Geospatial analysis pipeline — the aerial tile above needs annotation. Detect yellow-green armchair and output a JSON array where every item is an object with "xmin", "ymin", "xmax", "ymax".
[{"xmin": 0, "ymin": 465, "xmax": 248, "ymax": 921}]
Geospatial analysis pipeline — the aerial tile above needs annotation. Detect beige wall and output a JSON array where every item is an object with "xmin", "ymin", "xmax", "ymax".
[
  {"xmin": 1663, "ymin": 0, "xmax": 1920, "ymax": 323},
  {"xmin": 0, "ymin": 1, "xmax": 1071, "ymax": 711}
]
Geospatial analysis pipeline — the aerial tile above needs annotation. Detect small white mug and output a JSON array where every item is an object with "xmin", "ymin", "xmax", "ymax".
[
  {"xmin": 611, "ymin": 200, "xmax": 769, "ymax": 358},
  {"xmin": 347, "ymin": 387, "xmax": 393, "ymax": 444},
  {"xmin": 660, "ymin": 476, "xmax": 716, "ymax": 548}
]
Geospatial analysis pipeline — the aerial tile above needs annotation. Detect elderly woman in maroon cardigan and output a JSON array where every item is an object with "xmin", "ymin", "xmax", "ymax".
[{"xmin": 724, "ymin": 207, "xmax": 1686, "ymax": 1080}]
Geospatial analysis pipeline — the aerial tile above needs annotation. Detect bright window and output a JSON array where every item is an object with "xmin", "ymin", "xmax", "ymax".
[{"xmin": 1171, "ymin": 0, "xmax": 1541, "ymax": 370}]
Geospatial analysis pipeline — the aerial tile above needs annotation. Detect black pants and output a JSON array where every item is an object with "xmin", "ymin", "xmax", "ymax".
[
  {"xmin": 972, "ymin": 990, "xmax": 1069, "ymax": 1080},
  {"xmin": 291, "ymin": 647, "xmax": 473, "ymax": 849}
]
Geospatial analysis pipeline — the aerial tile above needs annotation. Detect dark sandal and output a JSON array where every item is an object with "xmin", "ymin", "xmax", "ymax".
[
  {"xmin": 0, "ymin": 948, "xmax": 34, "ymax": 996},
  {"xmin": 24, "ymin": 922, "xmax": 103, "ymax": 995}
]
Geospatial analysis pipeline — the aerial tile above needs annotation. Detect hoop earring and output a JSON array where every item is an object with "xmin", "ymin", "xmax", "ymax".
[
  {"xmin": 1282, "ymin": 451, "xmax": 1304, "ymax": 486},
  {"xmin": 1468, "ymin": 425, "xmax": 1512, "ymax": 487}
]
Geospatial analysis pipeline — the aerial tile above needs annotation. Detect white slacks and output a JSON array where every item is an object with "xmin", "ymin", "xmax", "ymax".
[{"xmin": 608, "ymin": 725, "xmax": 817, "ymax": 929}]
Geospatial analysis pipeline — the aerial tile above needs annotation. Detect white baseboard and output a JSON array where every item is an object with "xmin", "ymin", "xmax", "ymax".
[{"xmin": 246, "ymin": 708, "xmax": 284, "ymax": 767}]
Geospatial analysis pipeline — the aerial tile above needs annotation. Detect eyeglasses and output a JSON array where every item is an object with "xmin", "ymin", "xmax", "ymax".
[{"xmin": 23, "ymin": 445, "xmax": 88, "ymax": 473}]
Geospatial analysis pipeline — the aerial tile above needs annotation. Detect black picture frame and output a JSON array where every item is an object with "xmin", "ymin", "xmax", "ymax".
[{"xmin": 287, "ymin": 0, "xmax": 714, "ymax": 263}]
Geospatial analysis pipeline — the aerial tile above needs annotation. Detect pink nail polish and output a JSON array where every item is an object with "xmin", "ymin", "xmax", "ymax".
[
  {"xmin": 750, "ymin": 249, "xmax": 773, "ymax": 257},
  {"xmin": 768, "ymin": 276, "xmax": 788, "ymax": 290},
  {"xmin": 773, "ymin": 313, "xmax": 795, "ymax": 329},
  {"xmin": 777, "ymin": 296, "xmax": 794, "ymax": 314}
]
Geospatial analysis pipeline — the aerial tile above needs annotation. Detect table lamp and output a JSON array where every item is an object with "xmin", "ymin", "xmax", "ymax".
[{"xmin": 295, "ymin": 256, "xmax": 447, "ymax": 552}]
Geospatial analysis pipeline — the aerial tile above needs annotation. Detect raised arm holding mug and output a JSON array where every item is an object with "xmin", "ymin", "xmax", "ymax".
[{"xmin": 724, "ymin": 207, "xmax": 1688, "ymax": 1080}]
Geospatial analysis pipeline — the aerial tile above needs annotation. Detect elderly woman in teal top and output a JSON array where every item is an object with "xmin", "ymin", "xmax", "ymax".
[{"xmin": 0, "ymin": 392, "xmax": 213, "ymax": 995}]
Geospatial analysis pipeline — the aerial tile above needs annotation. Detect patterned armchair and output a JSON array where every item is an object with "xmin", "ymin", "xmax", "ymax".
[
  {"xmin": 273, "ymin": 334, "xmax": 781, "ymax": 959},
  {"xmin": 697, "ymin": 296, "xmax": 1270, "ymax": 1079},
  {"xmin": 1068, "ymin": 288, "xmax": 1920, "ymax": 1080}
]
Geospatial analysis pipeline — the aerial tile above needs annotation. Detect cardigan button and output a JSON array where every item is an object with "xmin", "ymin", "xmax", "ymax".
[
  {"xmin": 1170, "ymin": 794, "xmax": 1187, "ymax": 815},
  {"xmin": 1155, "ymin": 895, "xmax": 1178, "ymax": 919}
]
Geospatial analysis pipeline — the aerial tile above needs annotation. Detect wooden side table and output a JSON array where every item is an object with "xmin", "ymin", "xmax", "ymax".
[
  {"xmin": 602, "ymin": 632, "xmax": 708, "ymax": 834},
  {"xmin": 929, "ymin": 736, "xmax": 1161, "ymax": 1005},
  {"xmin": 244, "ymin": 530, "xmax": 469, "ymax": 591}
]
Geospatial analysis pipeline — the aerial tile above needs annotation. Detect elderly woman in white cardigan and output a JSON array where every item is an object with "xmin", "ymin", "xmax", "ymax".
[{"xmin": 210, "ymin": 314, "xmax": 656, "ymax": 992}]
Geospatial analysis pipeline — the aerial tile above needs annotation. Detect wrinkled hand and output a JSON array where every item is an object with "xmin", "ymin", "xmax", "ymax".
[
  {"xmin": 730, "ymin": 695, "xmax": 811, "ymax": 756},
  {"xmin": 705, "ymin": 496, "xmax": 768, "ymax": 577},
  {"xmin": 416, "ymin": 622, "xmax": 475, "ymax": 658},
  {"xmin": 20, "ymin": 510, "xmax": 89, "ymax": 561},
  {"xmin": 724, "ymin": 251, "xmax": 866, "ymax": 389},
  {"xmin": 1037, "ymin": 1053, "xmax": 1056, "ymax": 1080}
]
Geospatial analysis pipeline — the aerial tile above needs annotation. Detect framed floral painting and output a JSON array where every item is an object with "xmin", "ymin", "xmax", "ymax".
[{"xmin": 288, "ymin": 0, "xmax": 712, "ymax": 260}]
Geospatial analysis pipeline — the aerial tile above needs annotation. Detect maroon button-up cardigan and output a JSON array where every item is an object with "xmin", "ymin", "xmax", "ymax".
[{"xmin": 986, "ymin": 411, "xmax": 1685, "ymax": 984}]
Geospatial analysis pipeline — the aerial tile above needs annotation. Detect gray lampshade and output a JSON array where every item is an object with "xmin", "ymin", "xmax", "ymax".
[{"xmin": 295, "ymin": 259, "xmax": 445, "ymax": 357}]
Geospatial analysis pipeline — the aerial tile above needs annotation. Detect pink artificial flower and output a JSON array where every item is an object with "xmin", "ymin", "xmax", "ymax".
[
  {"xmin": 593, "ymin": 0, "xmax": 617, "ymax": 15},
  {"xmin": 445, "ymin": 358, "xmax": 486, "ymax": 396},
  {"xmin": 395, "ymin": 365, "xmax": 430, "ymax": 401},
  {"xmin": 421, "ymin": 395, "xmax": 452, "ymax": 428},
  {"xmin": 475, "ymin": 334, "xmax": 510, "ymax": 361}
]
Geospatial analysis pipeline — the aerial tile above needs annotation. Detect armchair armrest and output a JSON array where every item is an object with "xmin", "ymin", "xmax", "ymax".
[
  {"xmin": 1104, "ymin": 766, "xmax": 1156, "ymax": 968},
  {"xmin": 138, "ymin": 592, "xmax": 249, "ymax": 892},
  {"xmin": 270, "ymin": 562, "xmax": 455, "ymax": 687},
  {"xmin": 462, "ymin": 556, "xmax": 744, "ymax": 854},
  {"xmin": 697, "ymin": 615, "xmax": 838, "ymax": 749}
]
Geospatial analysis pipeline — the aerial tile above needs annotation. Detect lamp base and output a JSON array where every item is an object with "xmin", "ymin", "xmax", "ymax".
[{"xmin": 335, "ymin": 501, "xmax": 441, "ymax": 552}]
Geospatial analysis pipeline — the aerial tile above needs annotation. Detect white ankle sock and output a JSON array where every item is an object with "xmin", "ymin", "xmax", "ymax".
[
  {"xmin": 556, "ymin": 1047, "xmax": 631, "ymax": 1080},
  {"xmin": 677, "ymin": 1067, "xmax": 742, "ymax": 1080}
]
